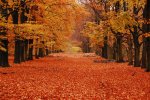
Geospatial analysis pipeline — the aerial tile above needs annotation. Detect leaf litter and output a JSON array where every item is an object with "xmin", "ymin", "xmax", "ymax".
[{"xmin": 0, "ymin": 53, "xmax": 150, "ymax": 100}]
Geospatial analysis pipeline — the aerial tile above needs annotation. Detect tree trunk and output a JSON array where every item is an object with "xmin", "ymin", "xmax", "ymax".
[
  {"xmin": 82, "ymin": 38, "xmax": 91, "ymax": 53},
  {"xmin": 24, "ymin": 39, "xmax": 28, "ymax": 61},
  {"xmin": 46, "ymin": 48, "xmax": 49, "ymax": 56},
  {"xmin": 128, "ymin": 38, "xmax": 133, "ymax": 65},
  {"xmin": 132, "ymin": 25, "xmax": 141, "ymax": 67},
  {"xmin": 35, "ymin": 47, "xmax": 39, "ymax": 59},
  {"xmin": 143, "ymin": 0, "xmax": 150, "ymax": 71},
  {"xmin": 113, "ymin": 42, "xmax": 117, "ymax": 60},
  {"xmin": 35, "ymin": 38, "xmax": 39, "ymax": 59},
  {"xmin": 38, "ymin": 48, "xmax": 44, "ymax": 57},
  {"xmin": 0, "ymin": 4, "xmax": 10, "ymax": 67},
  {"xmin": 107, "ymin": 46, "xmax": 113, "ymax": 59},
  {"xmin": 20, "ymin": 40, "xmax": 25, "ymax": 62},
  {"xmin": 102, "ymin": 36, "xmax": 108, "ymax": 58},
  {"xmin": 116, "ymin": 35, "xmax": 124, "ymax": 62},
  {"xmin": 28, "ymin": 39, "xmax": 33, "ymax": 60},
  {"xmin": 0, "ymin": 39, "xmax": 9, "ymax": 67},
  {"xmin": 146, "ymin": 37, "xmax": 150, "ymax": 71},
  {"xmin": 134, "ymin": 45, "xmax": 140, "ymax": 67},
  {"xmin": 141, "ymin": 38, "xmax": 146, "ymax": 68},
  {"xmin": 14, "ymin": 39, "xmax": 21, "ymax": 63}
]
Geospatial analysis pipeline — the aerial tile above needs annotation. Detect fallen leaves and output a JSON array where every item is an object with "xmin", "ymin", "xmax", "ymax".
[{"xmin": 0, "ymin": 53, "xmax": 150, "ymax": 99}]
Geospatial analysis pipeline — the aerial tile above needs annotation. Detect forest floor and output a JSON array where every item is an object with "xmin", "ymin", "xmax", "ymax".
[{"xmin": 0, "ymin": 53, "xmax": 150, "ymax": 100}]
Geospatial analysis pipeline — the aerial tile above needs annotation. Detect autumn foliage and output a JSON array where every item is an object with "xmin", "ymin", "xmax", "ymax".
[
  {"xmin": 0, "ymin": 0, "xmax": 150, "ymax": 99},
  {"xmin": 0, "ymin": 0, "xmax": 89, "ymax": 66},
  {"xmin": 81, "ymin": 0, "xmax": 150, "ymax": 72}
]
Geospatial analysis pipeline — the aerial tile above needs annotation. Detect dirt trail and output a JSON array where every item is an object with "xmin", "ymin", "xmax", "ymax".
[{"xmin": 0, "ymin": 53, "xmax": 150, "ymax": 100}]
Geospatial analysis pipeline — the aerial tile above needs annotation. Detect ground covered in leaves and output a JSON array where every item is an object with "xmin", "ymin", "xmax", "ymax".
[{"xmin": 0, "ymin": 53, "xmax": 150, "ymax": 100}]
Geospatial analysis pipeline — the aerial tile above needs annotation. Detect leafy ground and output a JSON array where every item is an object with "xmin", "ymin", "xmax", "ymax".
[{"xmin": 0, "ymin": 53, "xmax": 150, "ymax": 100}]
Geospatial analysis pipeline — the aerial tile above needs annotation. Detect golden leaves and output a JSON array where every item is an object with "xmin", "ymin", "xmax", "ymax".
[{"xmin": 82, "ymin": 22, "xmax": 104, "ymax": 48}]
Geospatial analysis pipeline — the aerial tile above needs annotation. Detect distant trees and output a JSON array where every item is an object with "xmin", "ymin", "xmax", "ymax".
[
  {"xmin": 0, "ymin": 0, "xmax": 88, "ymax": 67},
  {"xmin": 81, "ymin": 0, "xmax": 150, "ymax": 72}
]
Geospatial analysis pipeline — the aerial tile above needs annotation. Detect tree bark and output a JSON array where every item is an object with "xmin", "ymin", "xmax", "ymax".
[
  {"xmin": 28, "ymin": 39, "xmax": 33, "ymax": 60},
  {"xmin": 24, "ymin": 39, "xmax": 28, "ymax": 60},
  {"xmin": 102, "ymin": 36, "xmax": 108, "ymax": 58},
  {"xmin": 141, "ymin": 38, "xmax": 146, "ymax": 68},
  {"xmin": 0, "ymin": 3, "xmax": 10, "ymax": 67},
  {"xmin": 14, "ymin": 39, "xmax": 21, "ymax": 63},
  {"xmin": 46, "ymin": 48, "xmax": 49, "ymax": 56},
  {"xmin": 0, "ymin": 39, "xmax": 9, "ymax": 67},
  {"xmin": 146, "ymin": 37, "xmax": 150, "ymax": 71},
  {"xmin": 128, "ymin": 37, "xmax": 133, "ymax": 65},
  {"xmin": 134, "ymin": 45, "xmax": 140, "ymax": 67},
  {"xmin": 143, "ymin": 0, "xmax": 150, "ymax": 71},
  {"xmin": 113, "ymin": 42, "xmax": 117, "ymax": 60},
  {"xmin": 132, "ymin": 26, "xmax": 141, "ymax": 67},
  {"xmin": 116, "ymin": 35, "xmax": 124, "ymax": 62},
  {"xmin": 20, "ymin": 40, "xmax": 25, "ymax": 62}
]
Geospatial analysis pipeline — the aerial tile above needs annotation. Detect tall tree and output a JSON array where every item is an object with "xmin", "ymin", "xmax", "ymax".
[{"xmin": 0, "ymin": 0, "xmax": 9, "ymax": 67}]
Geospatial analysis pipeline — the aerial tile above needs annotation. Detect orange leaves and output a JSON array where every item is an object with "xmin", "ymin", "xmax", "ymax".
[
  {"xmin": 0, "ymin": 53, "xmax": 150, "ymax": 99},
  {"xmin": 35, "ymin": 0, "xmax": 90, "ymax": 50},
  {"xmin": 142, "ymin": 32, "xmax": 150, "ymax": 38},
  {"xmin": 0, "ymin": 0, "xmax": 91, "ymax": 51}
]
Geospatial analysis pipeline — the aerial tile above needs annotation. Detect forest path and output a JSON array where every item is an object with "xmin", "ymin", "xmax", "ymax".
[{"xmin": 0, "ymin": 53, "xmax": 150, "ymax": 100}]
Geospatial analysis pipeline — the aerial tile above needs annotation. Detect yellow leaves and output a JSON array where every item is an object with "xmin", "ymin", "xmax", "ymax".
[
  {"xmin": 0, "ymin": 16, "xmax": 13, "ymax": 32},
  {"xmin": 110, "ymin": 16, "xmax": 125, "ymax": 33},
  {"xmin": 127, "ymin": 0, "xmax": 146, "ymax": 7},
  {"xmin": 109, "ymin": 12, "xmax": 137, "ymax": 34},
  {"xmin": 82, "ymin": 22, "xmax": 104, "ymax": 48},
  {"xmin": 13, "ymin": 23, "xmax": 46, "ymax": 40}
]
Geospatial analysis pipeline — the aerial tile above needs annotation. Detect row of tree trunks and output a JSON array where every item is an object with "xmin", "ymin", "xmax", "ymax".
[
  {"xmin": 14, "ymin": 38, "xmax": 52, "ymax": 64},
  {"xmin": 0, "ymin": 0, "xmax": 53, "ymax": 67},
  {"xmin": 101, "ymin": 34, "xmax": 124, "ymax": 63},
  {"xmin": 35, "ymin": 40, "xmax": 49, "ymax": 58},
  {"xmin": 14, "ymin": 39, "xmax": 33, "ymax": 63}
]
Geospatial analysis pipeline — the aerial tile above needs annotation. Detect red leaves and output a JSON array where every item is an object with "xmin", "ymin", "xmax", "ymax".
[{"xmin": 0, "ymin": 53, "xmax": 150, "ymax": 99}]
